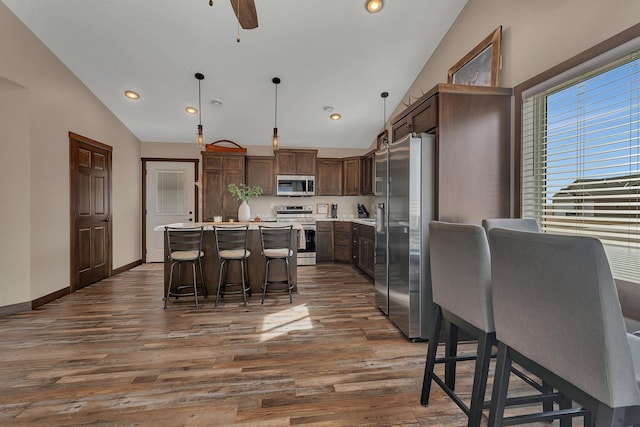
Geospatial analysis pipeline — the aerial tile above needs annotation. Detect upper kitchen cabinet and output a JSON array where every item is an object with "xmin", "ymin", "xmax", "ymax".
[
  {"xmin": 246, "ymin": 156, "xmax": 275, "ymax": 196},
  {"xmin": 391, "ymin": 83, "xmax": 512, "ymax": 224},
  {"xmin": 360, "ymin": 150, "xmax": 375, "ymax": 196},
  {"xmin": 342, "ymin": 156, "xmax": 361, "ymax": 196},
  {"xmin": 202, "ymin": 152, "xmax": 245, "ymax": 222},
  {"xmin": 275, "ymin": 149, "xmax": 317, "ymax": 175},
  {"xmin": 317, "ymin": 158, "xmax": 343, "ymax": 196}
]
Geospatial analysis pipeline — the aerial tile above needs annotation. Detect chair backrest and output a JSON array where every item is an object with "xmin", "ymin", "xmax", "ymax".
[
  {"xmin": 259, "ymin": 225, "xmax": 293, "ymax": 252},
  {"xmin": 429, "ymin": 221, "xmax": 494, "ymax": 333},
  {"xmin": 165, "ymin": 226, "xmax": 204, "ymax": 257},
  {"xmin": 213, "ymin": 225, "xmax": 249, "ymax": 254},
  {"xmin": 482, "ymin": 218, "xmax": 539, "ymax": 234},
  {"xmin": 489, "ymin": 228, "xmax": 640, "ymax": 408}
]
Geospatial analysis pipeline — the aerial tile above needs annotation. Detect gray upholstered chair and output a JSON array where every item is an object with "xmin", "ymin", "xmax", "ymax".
[
  {"xmin": 164, "ymin": 226, "xmax": 207, "ymax": 309},
  {"xmin": 421, "ymin": 221, "xmax": 495, "ymax": 426},
  {"xmin": 259, "ymin": 225, "xmax": 294, "ymax": 304},
  {"xmin": 482, "ymin": 218, "xmax": 540, "ymax": 234},
  {"xmin": 213, "ymin": 225, "xmax": 251, "ymax": 307},
  {"xmin": 488, "ymin": 228, "xmax": 640, "ymax": 426}
]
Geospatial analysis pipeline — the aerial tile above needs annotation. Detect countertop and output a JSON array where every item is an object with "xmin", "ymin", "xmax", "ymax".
[{"xmin": 153, "ymin": 222, "xmax": 304, "ymax": 232}]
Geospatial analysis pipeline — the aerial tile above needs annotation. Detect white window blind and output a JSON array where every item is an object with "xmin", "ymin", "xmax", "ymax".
[{"xmin": 522, "ymin": 52, "xmax": 640, "ymax": 283}]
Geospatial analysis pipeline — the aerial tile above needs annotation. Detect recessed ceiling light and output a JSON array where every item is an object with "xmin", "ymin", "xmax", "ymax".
[
  {"xmin": 366, "ymin": 0, "xmax": 383, "ymax": 13},
  {"xmin": 185, "ymin": 106, "xmax": 198, "ymax": 114},
  {"xmin": 124, "ymin": 90, "xmax": 140, "ymax": 100},
  {"xmin": 330, "ymin": 113, "xmax": 342, "ymax": 121}
]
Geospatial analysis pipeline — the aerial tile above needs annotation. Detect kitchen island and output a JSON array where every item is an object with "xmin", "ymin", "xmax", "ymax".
[{"xmin": 155, "ymin": 222, "xmax": 303, "ymax": 302}]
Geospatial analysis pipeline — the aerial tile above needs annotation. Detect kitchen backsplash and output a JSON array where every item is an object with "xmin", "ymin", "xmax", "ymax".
[{"xmin": 245, "ymin": 195, "xmax": 375, "ymax": 221}]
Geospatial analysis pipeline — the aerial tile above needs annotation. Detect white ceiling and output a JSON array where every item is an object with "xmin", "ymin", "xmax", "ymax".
[{"xmin": 2, "ymin": 0, "xmax": 466, "ymax": 150}]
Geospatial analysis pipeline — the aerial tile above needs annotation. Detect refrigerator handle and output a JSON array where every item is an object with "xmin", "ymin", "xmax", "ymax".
[{"xmin": 376, "ymin": 203, "xmax": 384, "ymax": 232}]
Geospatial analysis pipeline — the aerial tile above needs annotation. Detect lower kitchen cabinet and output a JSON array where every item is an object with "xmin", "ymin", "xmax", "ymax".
[
  {"xmin": 357, "ymin": 224, "xmax": 375, "ymax": 278},
  {"xmin": 333, "ymin": 221, "xmax": 351, "ymax": 262},
  {"xmin": 316, "ymin": 221, "xmax": 333, "ymax": 262}
]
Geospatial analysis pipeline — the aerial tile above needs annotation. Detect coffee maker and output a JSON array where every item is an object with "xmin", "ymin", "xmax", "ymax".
[{"xmin": 330, "ymin": 204, "xmax": 338, "ymax": 218}]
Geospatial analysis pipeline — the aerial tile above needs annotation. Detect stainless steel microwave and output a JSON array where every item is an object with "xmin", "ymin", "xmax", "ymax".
[{"xmin": 276, "ymin": 175, "xmax": 315, "ymax": 196}]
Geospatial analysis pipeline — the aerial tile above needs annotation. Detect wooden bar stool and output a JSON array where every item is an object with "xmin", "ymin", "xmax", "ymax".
[
  {"xmin": 164, "ymin": 226, "xmax": 207, "ymax": 309},
  {"xmin": 213, "ymin": 225, "xmax": 251, "ymax": 307},
  {"xmin": 259, "ymin": 225, "xmax": 294, "ymax": 304}
]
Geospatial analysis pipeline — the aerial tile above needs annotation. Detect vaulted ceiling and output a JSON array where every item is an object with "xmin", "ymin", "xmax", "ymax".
[{"xmin": 2, "ymin": 0, "xmax": 467, "ymax": 149}]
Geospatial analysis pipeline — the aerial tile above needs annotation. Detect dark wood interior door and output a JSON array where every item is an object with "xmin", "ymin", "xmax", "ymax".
[{"xmin": 70, "ymin": 132, "xmax": 112, "ymax": 291}]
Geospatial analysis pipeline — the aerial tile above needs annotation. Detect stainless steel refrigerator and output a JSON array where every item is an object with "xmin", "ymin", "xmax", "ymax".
[{"xmin": 375, "ymin": 133, "xmax": 435, "ymax": 340}]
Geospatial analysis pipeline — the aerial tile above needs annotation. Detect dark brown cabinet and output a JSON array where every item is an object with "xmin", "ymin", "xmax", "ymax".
[
  {"xmin": 275, "ymin": 149, "xmax": 317, "ymax": 175},
  {"xmin": 246, "ymin": 156, "xmax": 275, "ymax": 196},
  {"xmin": 357, "ymin": 224, "xmax": 375, "ymax": 278},
  {"xmin": 317, "ymin": 158, "xmax": 343, "ymax": 196},
  {"xmin": 351, "ymin": 222, "xmax": 360, "ymax": 265},
  {"xmin": 316, "ymin": 221, "xmax": 333, "ymax": 262},
  {"xmin": 342, "ymin": 157, "xmax": 361, "ymax": 196},
  {"xmin": 333, "ymin": 221, "xmax": 351, "ymax": 262},
  {"xmin": 360, "ymin": 151, "xmax": 375, "ymax": 196},
  {"xmin": 391, "ymin": 83, "xmax": 512, "ymax": 224},
  {"xmin": 202, "ymin": 152, "xmax": 245, "ymax": 222}
]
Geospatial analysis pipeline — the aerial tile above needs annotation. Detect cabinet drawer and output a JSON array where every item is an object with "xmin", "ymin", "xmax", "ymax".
[
  {"xmin": 334, "ymin": 246, "xmax": 351, "ymax": 262},
  {"xmin": 316, "ymin": 221, "xmax": 333, "ymax": 232},
  {"xmin": 334, "ymin": 221, "xmax": 351, "ymax": 232},
  {"xmin": 359, "ymin": 224, "xmax": 375, "ymax": 240}
]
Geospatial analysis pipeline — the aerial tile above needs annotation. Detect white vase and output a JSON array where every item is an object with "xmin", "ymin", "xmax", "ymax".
[{"xmin": 238, "ymin": 200, "xmax": 251, "ymax": 222}]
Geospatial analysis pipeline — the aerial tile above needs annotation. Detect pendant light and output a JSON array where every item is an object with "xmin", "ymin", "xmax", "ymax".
[
  {"xmin": 381, "ymin": 91, "xmax": 389, "ymax": 145},
  {"xmin": 195, "ymin": 72, "xmax": 205, "ymax": 145},
  {"xmin": 272, "ymin": 77, "xmax": 281, "ymax": 151}
]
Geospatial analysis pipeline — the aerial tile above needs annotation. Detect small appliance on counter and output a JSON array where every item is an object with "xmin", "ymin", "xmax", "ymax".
[
  {"xmin": 357, "ymin": 203, "xmax": 370, "ymax": 218},
  {"xmin": 330, "ymin": 204, "xmax": 338, "ymax": 218}
]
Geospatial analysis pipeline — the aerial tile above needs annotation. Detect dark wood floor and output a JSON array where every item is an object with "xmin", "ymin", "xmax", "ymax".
[{"xmin": 0, "ymin": 263, "xmax": 565, "ymax": 426}]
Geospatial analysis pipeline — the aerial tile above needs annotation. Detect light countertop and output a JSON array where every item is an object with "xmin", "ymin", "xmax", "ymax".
[{"xmin": 315, "ymin": 218, "xmax": 376, "ymax": 226}]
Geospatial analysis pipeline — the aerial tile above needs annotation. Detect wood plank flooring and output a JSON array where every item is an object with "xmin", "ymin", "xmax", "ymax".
[{"xmin": 0, "ymin": 264, "xmax": 568, "ymax": 426}]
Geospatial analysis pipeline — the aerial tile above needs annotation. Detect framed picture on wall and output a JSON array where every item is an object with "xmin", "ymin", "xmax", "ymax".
[{"xmin": 448, "ymin": 26, "xmax": 502, "ymax": 87}]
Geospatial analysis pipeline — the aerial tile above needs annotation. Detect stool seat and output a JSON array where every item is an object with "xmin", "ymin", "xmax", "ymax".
[
  {"xmin": 263, "ymin": 248, "xmax": 292, "ymax": 258},
  {"xmin": 170, "ymin": 250, "xmax": 204, "ymax": 261},
  {"xmin": 219, "ymin": 249, "xmax": 250, "ymax": 259}
]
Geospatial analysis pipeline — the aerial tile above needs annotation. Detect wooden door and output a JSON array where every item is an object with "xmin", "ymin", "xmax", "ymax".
[{"xmin": 70, "ymin": 132, "xmax": 112, "ymax": 291}]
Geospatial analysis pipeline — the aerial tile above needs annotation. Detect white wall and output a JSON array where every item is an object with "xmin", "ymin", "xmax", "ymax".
[{"xmin": 0, "ymin": 3, "xmax": 141, "ymax": 307}]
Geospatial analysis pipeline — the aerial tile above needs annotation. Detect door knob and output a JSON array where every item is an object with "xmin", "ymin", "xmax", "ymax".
[{"xmin": 103, "ymin": 217, "xmax": 111, "ymax": 223}]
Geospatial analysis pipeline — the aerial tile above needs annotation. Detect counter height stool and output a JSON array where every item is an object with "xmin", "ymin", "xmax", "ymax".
[
  {"xmin": 488, "ymin": 229, "xmax": 640, "ymax": 426},
  {"xmin": 213, "ymin": 225, "xmax": 251, "ymax": 307},
  {"xmin": 259, "ymin": 225, "xmax": 294, "ymax": 304},
  {"xmin": 164, "ymin": 226, "xmax": 207, "ymax": 309}
]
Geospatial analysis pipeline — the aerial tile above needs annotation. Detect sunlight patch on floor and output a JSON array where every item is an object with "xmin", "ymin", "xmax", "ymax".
[{"xmin": 259, "ymin": 304, "xmax": 313, "ymax": 342}]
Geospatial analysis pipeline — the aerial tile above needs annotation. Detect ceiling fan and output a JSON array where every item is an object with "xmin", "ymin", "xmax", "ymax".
[{"xmin": 209, "ymin": 0, "xmax": 259, "ymax": 30}]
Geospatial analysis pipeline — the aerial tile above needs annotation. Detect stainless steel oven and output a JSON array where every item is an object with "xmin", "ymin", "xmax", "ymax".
[{"xmin": 275, "ymin": 205, "xmax": 316, "ymax": 265}]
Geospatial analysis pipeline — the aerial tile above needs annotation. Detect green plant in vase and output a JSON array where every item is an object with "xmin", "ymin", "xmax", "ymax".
[{"xmin": 227, "ymin": 183, "xmax": 262, "ymax": 222}]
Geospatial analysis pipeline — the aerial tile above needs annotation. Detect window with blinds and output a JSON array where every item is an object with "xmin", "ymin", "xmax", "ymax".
[{"xmin": 522, "ymin": 52, "xmax": 640, "ymax": 283}]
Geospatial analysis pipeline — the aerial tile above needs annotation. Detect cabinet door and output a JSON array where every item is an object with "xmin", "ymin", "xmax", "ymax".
[
  {"xmin": 275, "ymin": 151, "xmax": 296, "ymax": 175},
  {"xmin": 351, "ymin": 223, "xmax": 360, "ymax": 265},
  {"xmin": 276, "ymin": 149, "xmax": 317, "ymax": 175},
  {"xmin": 295, "ymin": 151, "xmax": 317, "ymax": 175},
  {"xmin": 317, "ymin": 159, "xmax": 343, "ymax": 196},
  {"xmin": 316, "ymin": 221, "xmax": 334, "ymax": 263},
  {"xmin": 360, "ymin": 153, "xmax": 374, "ymax": 196},
  {"xmin": 201, "ymin": 153, "xmax": 245, "ymax": 222},
  {"xmin": 342, "ymin": 157, "xmax": 361, "ymax": 196},
  {"xmin": 411, "ymin": 96, "xmax": 438, "ymax": 134},
  {"xmin": 246, "ymin": 156, "xmax": 275, "ymax": 196},
  {"xmin": 358, "ymin": 237, "xmax": 375, "ymax": 278}
]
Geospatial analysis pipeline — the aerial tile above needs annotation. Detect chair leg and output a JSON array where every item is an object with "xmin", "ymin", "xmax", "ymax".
[
  {"xmin": 468, "ymin": 331, "xmax": 494, "ymax": 427},
  {"xmin": 215, "ymin": 260, "xmax": 226, "ymax": 307},
  {"xmin": 488, "ymin": 342, "xmax": 512, "ymax": 427},
  {"xmin": 445, "ymin": 320, "xmax": 459, "ymax": 390},
  {"xmin": 421, "ymin": 305, "xmax": 443, "ymax": 406},
  {"xmin": 191, "ymin": 262, "xmax": 199, "ymax": 309},
  {"xmin": 165, "ymin": 262, "xmax": 176, "ymax": 309},
  {"xmin": 285, "ymin": 257, "xmax": 292, "ymax": 303},
  {"xmin": 241, "ymin": 259, "xmax": 248, "ymax": 307},
  {"xmin": 262, "ymin": 258, "xmax": 270, "ymax": 304}
]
